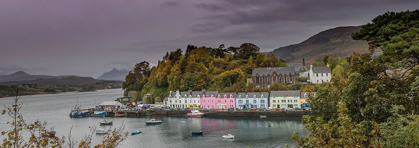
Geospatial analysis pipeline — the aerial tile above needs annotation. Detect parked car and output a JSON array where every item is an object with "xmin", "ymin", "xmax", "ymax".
[
  {"xmin": 285, "ymin": 108, "xmax": 294, "ymax": 111},
  {"xmin": 294, "ymin": 107, "xmax": 302, "ymax": 111},
  {"xmin": 227, "ymin": 108, "xmax": 235, "ymax": 111},
  {"xmin": 248, "ymin": 108, "xmax": 258, "ymax": 111}
]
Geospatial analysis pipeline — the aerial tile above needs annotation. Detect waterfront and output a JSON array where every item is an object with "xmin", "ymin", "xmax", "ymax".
[{"xmin": 0, "ymin": 89, "xmax": 308, "ymax": 148}]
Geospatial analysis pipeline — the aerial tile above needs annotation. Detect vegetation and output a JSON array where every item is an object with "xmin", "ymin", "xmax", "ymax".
[
  {"xmin": 293, "ymin": 10, "xmax": 419, "ymax": 147},
  {"xmin": 123, "ymin": 43, "xmax": 288, "ymax": 101}
]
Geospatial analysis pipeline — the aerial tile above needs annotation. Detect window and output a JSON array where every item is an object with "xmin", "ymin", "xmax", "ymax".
[
  {"xmin": 261, "ymin": 104, "xmax": 265, "ymax": 107},
  {"xmin": 316, "ymin": 73, "xmax": 318, "ymax": 77},
  {"xmin": 273, "ymin": 100, "xmax": 276, "ymax": 103},
  {"xmin": 190, "ymin": 100, "xmax": 192, "ymax": 103},
  {"xmin": 230, "ymin": 105, "xmax": 233, "ymax": 108},
  {"xmin": 194, "ymin": 100, "xmax": 195, "ymax": 103},
  {"xmin": 294, "ymin": 100, "xmax": 298, "ymax": 102},
  {"xmin": 326, "ymin": 73, "xmax": 328, "ymax": 76},
  {"xmin": 218, "ymin": 100, "xmax": 221, "ymax": 103},
  {"xmin": 304, "ymin": 93, "xmax": 307, "ymax": 97},
  {"xmin": 260, "ymin": 100, "xmax": 265, "ymax": 103},
  {"xmin": 224, "ymin": 100, "xmax": 226, "ymax": 103},
  {"xmin": 282, "ymin": 100, "xmax": 286, "ymax": 103},
  {"xmin": 246, "ymin": 100, "xmax": 249, "ymax": 103},
  {"xmin": 253, "ymin": 100, "xmax": 256, "ymax": 103},
  {"xmin": 238, "ymin": 100, "xmax": 243, "ymax": 103},
  {"xmin": 175, "ymin": 100, "xmax": 177, "ymax": 103},
  {"xmin": 230, "ymin": 100, "xmax": 233, "ymax": 103},
  {"xmin": 170, "ymin": 100, "xmax": 172, "ymax": 103}
]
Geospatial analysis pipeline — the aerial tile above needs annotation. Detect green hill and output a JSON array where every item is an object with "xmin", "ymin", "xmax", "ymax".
[{"xmin": 267, "ymin": 26, "xmax": 376, "ymax": 63}]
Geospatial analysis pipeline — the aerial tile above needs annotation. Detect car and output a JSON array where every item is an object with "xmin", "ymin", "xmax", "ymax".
[
  {"xmin": 285, "ymin": 108, "xmax": 294, "ymax": 111},
  {"xmin": 227, "ymin": 108, "xmax": 235, "ymax": 111},
  {"xmin": 294, "ymin": 107, "xmax": 302, "ymax": 111},
  {"xmin": 248, "ymin": 108, "xmax": 257, "ymax": 111}
]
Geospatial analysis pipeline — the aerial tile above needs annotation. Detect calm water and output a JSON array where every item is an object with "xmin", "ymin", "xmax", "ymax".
[{"xmin": 0, "ymin": 89, "xmax": 308, "ymax": 148}]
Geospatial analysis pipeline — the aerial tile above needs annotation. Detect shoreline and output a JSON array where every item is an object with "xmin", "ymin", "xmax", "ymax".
[{"xmin": 0, "ymin": 88, "xmax": 122, "ymax": 99}]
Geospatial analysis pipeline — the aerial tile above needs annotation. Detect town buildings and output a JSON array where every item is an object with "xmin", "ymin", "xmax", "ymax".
[
  {"xmin": 308, "ymin": 65, "xmax": 331, "ymax": 84},
  {"xmin": 235, "ymin": 92, "xmax": 269, "ymax": 109},
  {"xmin": 269, "ymin": 90, "xmax": 301, "ymax": 109},
  {"xmin": 200, "ymin": 92, "xmax": 236, "ymax": 110}
]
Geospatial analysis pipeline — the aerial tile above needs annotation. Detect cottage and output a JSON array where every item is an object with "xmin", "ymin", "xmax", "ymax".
[
  {"xmin": 251, "ymin": 67, "xmax": 297, "ymax": 88},
  {"xmin": 235, "ymin": 92, "xmax": 269, "ymax": 109},
  {"xmin": 200, "ymin": 91, "xmax": 218, "ymax": 109},
  {"xmin": 187, "ymin": 91, "xmax": 202, "ymax": 109},
  {"xmin": 269, "ymin": 91, "xmax": 301, "ymax": 109},
  {"xmin": 308, "ymin": 65, "xmax": 331, "ymax": 84}
]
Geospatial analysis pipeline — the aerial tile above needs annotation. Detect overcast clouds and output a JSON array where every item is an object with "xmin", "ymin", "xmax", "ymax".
[{"xmin": 0, "ymin": 0, "xmax": 418, "ymax": 77}]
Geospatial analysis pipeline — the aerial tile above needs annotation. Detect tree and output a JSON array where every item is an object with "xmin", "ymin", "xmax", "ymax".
[{"xmin": 238, "ymin": 43, "xmax": 260, "ymax": 59}]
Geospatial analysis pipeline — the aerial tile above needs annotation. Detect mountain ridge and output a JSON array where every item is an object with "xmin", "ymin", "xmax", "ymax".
[{"xmin": 97, "ymin": 68, "xmax": 130, "ymax": 81}]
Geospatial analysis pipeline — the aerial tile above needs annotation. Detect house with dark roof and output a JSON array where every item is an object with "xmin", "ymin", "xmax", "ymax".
[
  {"xmin": 235, "ymin": 92, "xmax": 269, "ymax": 109},
  {"xmin": 251, "ymin": 67, "xmax": 297, "ymax": 88},
  {"xmin": 308, "ymin": 65, "xmax": 331, "ymax": 84}
]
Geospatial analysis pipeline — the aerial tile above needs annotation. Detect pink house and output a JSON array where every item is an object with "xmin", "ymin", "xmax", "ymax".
[{"xmin": 200, "ymin": 92, "xmax": 236, "ymax": 110}]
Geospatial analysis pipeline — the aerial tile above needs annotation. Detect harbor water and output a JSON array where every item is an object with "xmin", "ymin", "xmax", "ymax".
[{"xmin": 0, "ymin": 89, "xmax": 308, "ymax": 148}]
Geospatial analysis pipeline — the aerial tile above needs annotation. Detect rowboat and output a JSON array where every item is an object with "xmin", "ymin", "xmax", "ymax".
[
  {"xmin": 99, "ymin": 119, "xmax": 113, "ymax": 125},
  {"xmin": 222, "ymin": 134, "xmax": 234, "ymax": 139},
  {"xmin": 131, "ymin": 130, "xmax": 142, "ymax": 135},
  {"xmin": 145, "ymin": 118, "xmax": 162, "ymax": 125},
  {"xmin": 96, "ymin": 129, "xmax": 108, "ymax": 134},
  {"xmin": 191, "ymin": 131, "xmax": 203, "ymax": 136}
]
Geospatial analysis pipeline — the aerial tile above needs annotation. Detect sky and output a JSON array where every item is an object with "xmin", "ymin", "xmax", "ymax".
[{"xmin": 0, "ymin": 0, "xmax": 418, "ymax": 78}]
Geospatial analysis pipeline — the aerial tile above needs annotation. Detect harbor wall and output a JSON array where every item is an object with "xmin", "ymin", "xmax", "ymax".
[{"xmin": 104, "ymin": 110, "xmax": 311, "ymax": 118}]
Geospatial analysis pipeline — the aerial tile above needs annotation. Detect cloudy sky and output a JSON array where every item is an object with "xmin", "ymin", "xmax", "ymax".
[{"xmin": 0, "ymin": 0, "xmax": 418, "ymax": 77}]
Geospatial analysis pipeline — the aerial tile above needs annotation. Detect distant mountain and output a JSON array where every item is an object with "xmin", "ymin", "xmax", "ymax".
[
  {"xmin": 97, "ymin": 68, "xmax": 130, "ymax": 81},
  {"xmin": 0, "ymin": 76, "xmax": 100, "ymax": 86},
  {"xmin": 0, "ymin": 71, "xmax": 56, "ymax": 82},
  {"xmin": 266, "ymin": 26, "xmax": 377, "ymax": 63}
]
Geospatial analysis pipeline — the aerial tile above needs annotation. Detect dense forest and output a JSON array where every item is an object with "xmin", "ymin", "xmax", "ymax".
[
  {"xmin": 122, "ymin": 43, "xmax": 290, "ymax": 101},
  {"xmin": 293, "ymin": 10, "xmax": 419, "ymax": 147}
]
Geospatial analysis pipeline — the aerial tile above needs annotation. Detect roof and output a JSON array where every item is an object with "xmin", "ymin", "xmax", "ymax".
[
  {"xmin": 270, "ymin": 90, "xmax": 301, "ymax": 97},
  {"xmin": 300, "ymin": 92, "xmax": 316, "ymax": 99},
  {"xmin": 219, "ymin": 92, "xmax": 237, "ymax": 98},
  {"xmin": 169, "ymin": 91, "xmax": 177, "ymax": 97},
  {"xmin": 191, "ymin": 91, "xmax": 203, "ymax": 97},
  {"xmin": 163, "ymin": 97, "xmax": 168, "ymax": 101},
  {"xmin": 287, "ymin": 63, "xmax": 302, "ymax": 72},
  {"xmin": 180, "ymin": 92, "xmax": 190, "ymax": 97},
  {"xmin": 99, "ymin": 101, "xmax": 123, "ymax": 106},
  {"xmin": 252, "ymin": 67, "xmax": 295, "ymax": 76},
  {"xmin": 236, "ymin": 92, "xmax": 269, "ymax": 98},
  {"xmin": 312, "ymin": 66, "xmax": 331, "ymax": 73},
  {"xmin": 203, "ymin": 91, "xmax": 218, "ymax": 97}
]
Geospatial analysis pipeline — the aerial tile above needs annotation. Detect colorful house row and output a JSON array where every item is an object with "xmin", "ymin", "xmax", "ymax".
[{"xmin": 164, "ymin": 90, "xmax": 316, "ymax": 110}]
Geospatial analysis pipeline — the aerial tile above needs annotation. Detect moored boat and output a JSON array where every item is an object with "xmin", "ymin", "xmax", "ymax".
[
  {"xmin": 81, "ymin": 110, "xmax": 90, "ymax": 117},
  {"xmin": 96, "ymin": 129, "xmax": 109, "ymax": 134},
  {"xmin": 131, "ymin": 130, "xmax": 142, "ymax": 135},
  {"xmin": 145, "ymin": 118, "xmax": 162, "ymax": 125},
  {"xmin": 222, "ymin": 134, "xmax": 234, "ymax": 139},
  {"xmin": 69, "ymin": 112, "xmax": 82, "ymax": 118},
  {"xmin": 91, "ymin": 111, "xmax": 106, "ymax": 117},
  {"xmin": 260, "ymin": 115, "xmax": 267, "ymax": 118},
  {"xmin": 41, "ymin": 130, "xmax": 56, "ymax": 137},
  {"xmin": 187, "ymin": 110, "xmax": 205, "ymax": 118},
  {"xmin": 114, "ymin": 113, "xmax": 125, "ymax": 117},
  {"xmin": 191, "ymin": 131, "xmax": 203, "ymax": 136},
  {"xmin": 99, "ymin": 119, "xmax": 113, "ymax": 125}
]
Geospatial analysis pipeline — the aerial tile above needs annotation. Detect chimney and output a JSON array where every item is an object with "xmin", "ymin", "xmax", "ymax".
[
  {"xmin": 326, "ymin": 64, "xmax": 329, "ymax": 67},
  {"xmin": 310, "ymin": 65, "xmax": 313, "ymax": 69},
  {"xmin": 302, "ymin": 58, "xmax": 305, "ymax": 66}
]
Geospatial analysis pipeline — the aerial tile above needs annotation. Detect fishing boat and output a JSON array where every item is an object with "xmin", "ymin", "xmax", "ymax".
[
  {"xmin": 145, "ymin": 118, "xmax": 162, "ymax": 125},
  {"xmin": 187, "ymin": 110, "xmax": 205, "ymax": 118},
  {"xmin": 114, "ymin": 113, "xmax": 125, "ymax": 117},
  {"xmin": 41, "ymin": 130, "xmax": 56, "ymax": 137},
  {"xmin": 222, "ymin": 134, "xmax": 235, "ymax": 139},
  {"xmin": 96, "ymin": 129, "xmax": 108, "ymax": 134},
  {"xmin": 91, "ymin": 111, "xmax": 106, "ymax": 117},
  {"xmin": 131, "ymin": 130, "xmax": 142, "ymax": 135},
  {"xmin": 190, "ymin": 131, "xmax": 203, "ymax": 136},
  {"xmin": 99, "ymin": 119, "xmax": 113, "ymax": 125},
  {"xmin": 81, "ymin": 110, "xmax": 90, "ymax": 117},
  {"xmin": 69, "ymin": 111, "xmax": 82, "ymax": 118}
]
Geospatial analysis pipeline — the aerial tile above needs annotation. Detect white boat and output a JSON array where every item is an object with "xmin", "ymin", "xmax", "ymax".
[
  {"xmin": 145, "ymin": 118, "xmax": 162, "ymax": 125},
  {"xmin": 260, "ymin": 115, "xmax": 267, "ymax": 118},
  {"xmin": 96, "ymin": 129, "xmax": 108, "ymax": 134},
  {"xmin": 222, "ymin": 134, "xmax": 235, "ymax": 139},
  {"xmin": 99, "ymin": 119, "xmax": 113, "ymax": 125},
  {"xmin": 187, "ymin": 110, "xmax": 205, "ymax": 118}
]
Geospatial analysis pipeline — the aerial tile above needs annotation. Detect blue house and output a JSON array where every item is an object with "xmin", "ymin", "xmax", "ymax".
[{"xmin": 235, "ymin": 92, "xmax": 269, "ymax": 109}]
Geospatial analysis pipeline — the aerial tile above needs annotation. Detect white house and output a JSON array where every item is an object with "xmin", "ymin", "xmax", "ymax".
[
  {"xmin": 308, "ymin": 65, "xmax": 331, "ymax": 84},
  {"xmin": 167, "ymin": 90, "xmax": 202, "ymax": 109}
]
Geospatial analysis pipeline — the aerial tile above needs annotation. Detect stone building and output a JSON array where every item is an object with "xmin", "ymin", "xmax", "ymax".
[{"xmin": 251, "ymin": 67, "xmax": 297, "ymax": 88}]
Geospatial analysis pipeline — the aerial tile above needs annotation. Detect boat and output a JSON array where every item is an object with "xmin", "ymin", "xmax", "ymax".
[
  {"xmin": 99, "ymin": 119, "xmax": 113, "ymax": 125},
  {"xmin": 96, "ymin": 129, "xmax": 108, "ymax": 134},
  {"xmin": 91, "ymin": 111, "xmax": 106, "ymax": 117},
  {"xmin": 145, "ymin": 118, "xmax": 162, "ymax": 125},
  {"xmin": 81, "ymin": 110, "xmax": 90, "ymax": 117},
  {"xmin": 114, "ymin": 113, "xmax": 125, "ymax": 117},
  {"xmin": 222, "ymin": 134, "xmax": 235, "ymax": 139},
  {"xmin": 41, "ymin": 130, "xmax": 56, "ymax": 137},
  {"xmin": 190, "ymin": 131, "xmax": 203, "ymax": 136},
  {"xmin": 69, "ymin": 111, "xmax": 82, "ymax": 118},
  {"xmin": 260, "ymin": 115, "xmax": 267, "ymax": 118},
  {"xmin": 187, "ymin": 110, "xmax": 205, "ymax": 118},
  {"xmin": 131, "ymin": 130, "xmax": 142, "ymax": 135}
]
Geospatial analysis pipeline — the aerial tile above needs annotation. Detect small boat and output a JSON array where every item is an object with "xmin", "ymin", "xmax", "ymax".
[
  {"xmin": 260, "ymin": 115, "xmax": 267, "ymax": 118},
  {"xmin": 96, "ymin": 129, "xmax": 108, "ymax": 134},
  {"xmin": 69, "ymin": 112, "xmax": 82, "ymax": 118},
  {"xmin": 222, "ymin": 134, "xmax": 235, "ymax": 139},
  {"xmin": 114, "ymin": 113, "xmax": 125, "ymax": 117},
  {"xmin": 81, "ymin": 110, "xmax": 90, "ymax": 117},
  {"xmin": 99, "ymin": 119, "xmax": 113, "ymax": 125},
  {"xmin": 91, "ymin": 111, "xmax": 106, "ymax": 117},
  {"xmin": 41, "ymin": 130, "xmax": 56, "ymax": 137},
  {"xmin": 131, "ymin": 130, "xmax": 142, "ymax": 135},
  {"xmin": 145, "ymin": 118, "xmax": 162, "ymax": 125},
  {"xmin": 190, "ymin": 131, "xmax": 203, "ymax": 136},
  {"xmin": 187, "ymin": 110, "xmax": 205, "ymax": 118}
]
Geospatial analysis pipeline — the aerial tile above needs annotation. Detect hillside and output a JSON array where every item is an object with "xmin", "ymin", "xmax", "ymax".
[
  {"xmin": 266, "ymin": 26, "xmax": 375, "ymax": 63},
  {"xmin": 98, "ymin": 68, "xmax": 130, "ymax": 81},
  {"xmin": 0, "ymin": 71, "xmax": 56, "ymax": 82},
  {"xmin": 0, "ymin": 76, "xmax": 100, "ymax": 86}
]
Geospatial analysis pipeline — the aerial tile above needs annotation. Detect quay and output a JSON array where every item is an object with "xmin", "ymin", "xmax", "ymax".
[{"xmin": 101, "ymin": 110, "xmax": 311, "ymax": 118}]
